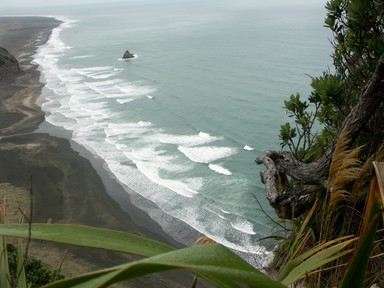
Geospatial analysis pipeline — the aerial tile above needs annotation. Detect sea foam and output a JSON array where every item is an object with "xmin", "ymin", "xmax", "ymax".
[
  {"xmin": 178, "ymin": 146, "xmax": 237, "ymax": 164},
  {"xmin": 70, "ymin": 54, "xmax": 94, "ymax": 59},
  {"xmin": 243, "ymin": 145, "xmax": 255, "ymax": 151},
  {"xmin": 34, "ymin": 15, "xmax": 270, "ymax": 268},
  {"xmin": 208, "ymin": 164, "xmax": 232, "ymax": 176},
  {"xmin": 159, "ymin": 131, "xmax": 221, "ymax": 147},
  {"xmin": 231, "ymin": 219, "xmax": 257, "ymax": 235}
]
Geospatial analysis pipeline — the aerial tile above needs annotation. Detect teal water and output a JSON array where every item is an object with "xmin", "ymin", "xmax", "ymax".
[{"xmin": 3, "ymin": 0, "xmax": 331, "ymax": 266}]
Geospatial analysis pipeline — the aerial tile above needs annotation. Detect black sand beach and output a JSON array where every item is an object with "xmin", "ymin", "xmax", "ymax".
[{"xmin": 0, "ymin": 16, "xmax": 206, "ymax": 287}]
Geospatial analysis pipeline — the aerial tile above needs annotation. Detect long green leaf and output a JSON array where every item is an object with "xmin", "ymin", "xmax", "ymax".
[
  {"xmin": 0, "ymin": 224, "xmax": 286, "ymax": 288},
  {"xmin": 0, "ymin": 224, "xmax": 175, "ymax": 257},
  {"xmin": 278, "ymin": 236, "xmax": 355, "ymax": 282},
  {"xmin": 339, "ymin": 201, "xmax": 381, "ymax": 288},
  {"xmin": 43, "ymin": 244, "xmax": 286, "ymax": 288},
  {"xmin": 281, "ymin": 241, "xmax": 354, "ymax": 285},
  {"xmin": 0, "ymin": 236, "xmax": 11, "ymax": 288},
  {"xmin": 16, "ymin": 238, "xmax": 27, "ymax": 288},
  {"xmin": 286, "ymin": 201, "xmax": 317, "ymax": 263}
]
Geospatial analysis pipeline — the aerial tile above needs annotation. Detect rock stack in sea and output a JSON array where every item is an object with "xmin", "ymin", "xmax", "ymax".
[{"xmin": 122, "ymin": 49, "xmax": 135, "ymax": 59}]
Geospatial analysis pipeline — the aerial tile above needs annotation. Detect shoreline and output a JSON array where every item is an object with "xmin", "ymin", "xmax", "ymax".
[
  {"xmin": 0, "ymin": 16, "xmax": 203, "ymax": 287},
  {"xmin": 36, "ymin": 121, "xmax": 193, "ymax": 249}
]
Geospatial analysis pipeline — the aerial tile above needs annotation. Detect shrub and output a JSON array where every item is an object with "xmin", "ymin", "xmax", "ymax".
[{"xmin": 6, "ymin": 243, "xmax": 64, "ymax": 288}]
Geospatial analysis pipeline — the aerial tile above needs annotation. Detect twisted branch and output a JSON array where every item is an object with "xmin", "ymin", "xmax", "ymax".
[{"xmin": 256, "ymin": 55, "xmax": 384, "ymax": 218}]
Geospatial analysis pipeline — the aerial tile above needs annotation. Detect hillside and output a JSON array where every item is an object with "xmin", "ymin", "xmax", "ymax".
[{"xmin": 0, "ymin": 47, "xmax": 20, "ymax": 80}]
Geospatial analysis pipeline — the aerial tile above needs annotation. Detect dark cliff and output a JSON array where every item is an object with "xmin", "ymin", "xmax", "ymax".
[{"xmin": 0, "ymin": 47, "xmax": 21, "ymax": 80}]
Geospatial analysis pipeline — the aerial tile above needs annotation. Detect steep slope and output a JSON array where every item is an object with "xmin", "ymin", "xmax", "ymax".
[{"xmin": 0, "ymin": 47, "xmax": 20, "ymax": 80}]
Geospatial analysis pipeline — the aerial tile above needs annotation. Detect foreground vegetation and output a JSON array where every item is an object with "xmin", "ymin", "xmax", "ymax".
[
  {"xmin": 0, "ymin": 159, "xmax": 382, "ymax": 287},
  {"xmin": 6, "ymin": 243, "xmax": 64, "ymax": 287},
  {"xmin": 0, "ymin": 0, "xmax": 383, "ymax": 287},
  {"xmin": 256, "ymin": 0, "xmax": 384, "ymax": 286}
]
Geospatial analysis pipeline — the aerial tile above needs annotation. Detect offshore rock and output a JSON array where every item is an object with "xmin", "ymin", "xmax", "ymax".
[
  {"xmin": 0, "ymin": 47, "xmax": 21, "ymax": 80},
  {"xmin": 122, "ymin": 50, "xmax": 135, "ymax": 59}
]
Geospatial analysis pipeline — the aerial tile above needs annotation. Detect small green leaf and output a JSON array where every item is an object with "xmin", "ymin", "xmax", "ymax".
[
  {"xmin": 279, "ymin": 123, "xmax": 296, "ymax": 145},
  {"xmin": 324, "ymin": 15, "xmax": 335, "ymax": 28}
]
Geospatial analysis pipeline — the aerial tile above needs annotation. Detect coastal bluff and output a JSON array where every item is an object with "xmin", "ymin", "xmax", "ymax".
[{"xmin": 0, "ymin": 47, "xmax": 20, "ymax": 80}]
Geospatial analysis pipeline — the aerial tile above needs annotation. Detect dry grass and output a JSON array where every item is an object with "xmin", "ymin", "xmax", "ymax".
[
  {"xmin": 273, "ymin": 130, "xmax": 384, "ymax": 287},
  {"xmin": 320, "ymin": 130, "xmax": 364, "ymax": 242}
]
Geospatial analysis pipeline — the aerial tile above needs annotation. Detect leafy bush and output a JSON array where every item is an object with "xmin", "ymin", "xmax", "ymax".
[{"xmin": 6, "ymin": 243, "xmax": 64, "ymax": 288}]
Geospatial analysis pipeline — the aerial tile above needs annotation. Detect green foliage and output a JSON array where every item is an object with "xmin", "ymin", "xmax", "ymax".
[
  {"xmin": 7, "ymin": 243, "xmax": 64, "ymax": 288},
  {"xmin": 309, "ymin": 74, "xmax": 345, "ymax": 127},
  {"xmin": 0, "ymin": 224, "xmax": 175, "ymax": 257},
  {"xmin": 0, "ymin": 219, "xmax": 381, "ymax": 287},
  {"xmin": 338, "ymin": 201, "xmax": 381, "ymax": 288},
  {"xmin": 279, "ymin": 0, "xmax": 384, "ymax": 159},
  {"xmin": 325, "ymin": 0, "xmax": 384, "ymax": 86},
  {"xmin": 0, "ymin": 236, "xmax": 11, "ymax": 288},
  {"xmin": 16, "ymin": 239, "xmax": 27, "ymax": 288},
  {"xmin": 271, "ymin": 141, "xmax": 384, "ymax": 287},
  {"xmin": 0, "ymin": 224, "xmax": 285, "ymax": 288},
  {"xmin": 279, "ymin": 93, "xmax": 318, "ymax": 161},
  {"xmin": 278, "ymin": 236, "xmax": 355, "ymax": 286},
  {"xmin": 45, "ymin": 243, "xmax": 286, "ymax": 288},
  {"xmin": 279, "ymin": 123, "xmax": 296, "ymax": 149}
]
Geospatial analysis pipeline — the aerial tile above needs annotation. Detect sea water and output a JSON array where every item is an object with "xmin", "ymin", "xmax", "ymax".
[{"xmin": 3, "ymin": 0, "xmax": 332, "ymax": 266}]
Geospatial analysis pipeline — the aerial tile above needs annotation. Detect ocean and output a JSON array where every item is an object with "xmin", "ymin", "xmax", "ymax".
[{"xmin": 3, "ymin": 0, "xmax": 332, "ymax": 266}]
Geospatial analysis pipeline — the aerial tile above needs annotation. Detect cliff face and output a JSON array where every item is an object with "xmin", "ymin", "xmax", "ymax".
[{"xmin": 0, "ymin": 47, "xmax": 21, "ymax": 80}]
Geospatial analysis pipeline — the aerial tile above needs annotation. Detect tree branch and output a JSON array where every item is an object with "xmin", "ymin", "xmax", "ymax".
[{"xmin": 256, "ymin": 54, "xmax": 384, "ymax": 218}]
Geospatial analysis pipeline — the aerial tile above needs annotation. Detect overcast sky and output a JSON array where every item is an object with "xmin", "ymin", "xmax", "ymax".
[
  {"xmin": 2, "ymin": 0, "xmax": 137, "ymax": 8},
  {"xmin": 3, "ymin": 0, "xmax": 327, "ymax": 8},
  {"xmin": 3, "ymin": 0, "xmax": 111, "ymax": 7}
]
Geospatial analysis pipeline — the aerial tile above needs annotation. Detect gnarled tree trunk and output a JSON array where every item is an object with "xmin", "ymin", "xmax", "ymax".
[{"xmin": 256, "ymin": 54, "xmax": 384, "ymax": 219}]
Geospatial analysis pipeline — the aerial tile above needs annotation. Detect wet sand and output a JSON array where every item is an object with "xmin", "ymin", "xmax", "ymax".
[{"xmin": 0, "ymin": 16, "xmax": 206, "ymax": 287}]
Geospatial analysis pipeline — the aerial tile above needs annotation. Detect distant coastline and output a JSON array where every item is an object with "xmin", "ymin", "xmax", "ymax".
[{"xmin": 0, "ymin": 16, "xmax": 198, "ymax": 288}]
